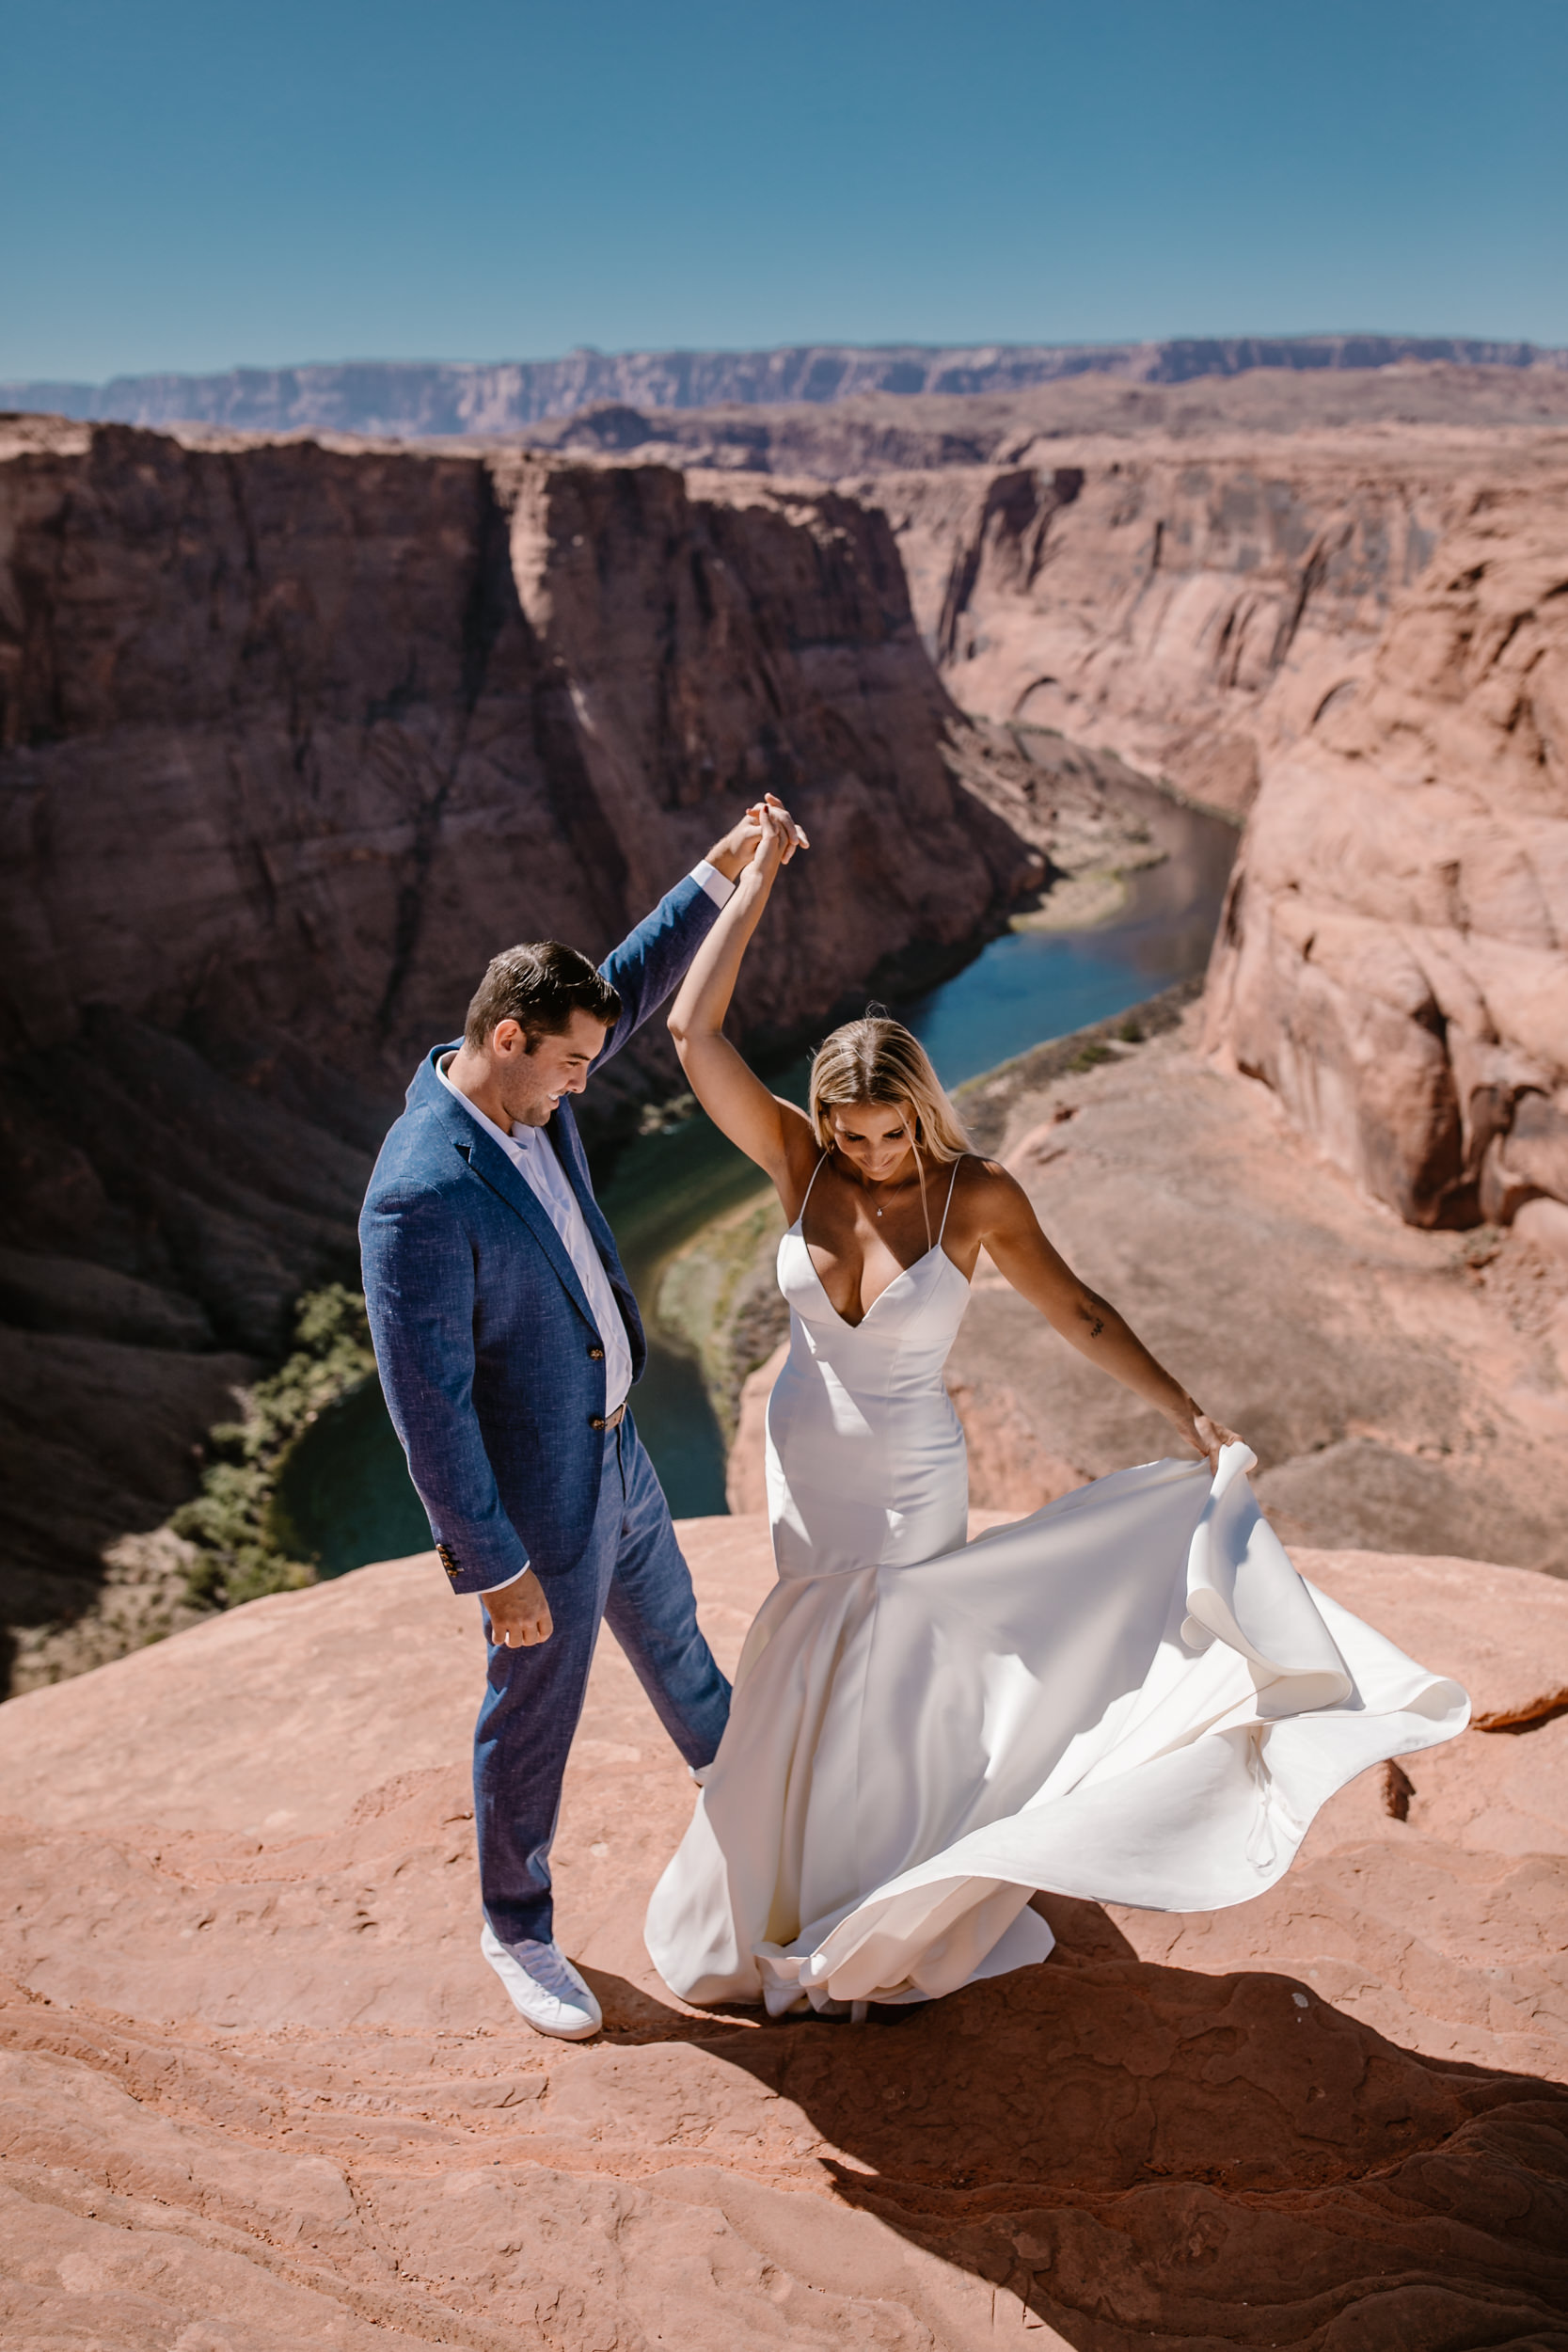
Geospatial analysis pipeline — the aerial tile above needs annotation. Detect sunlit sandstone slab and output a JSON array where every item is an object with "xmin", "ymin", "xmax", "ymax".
[{"xmin": 0, "ymin": 1519, "xmax": 1564, "ymax": 2347}]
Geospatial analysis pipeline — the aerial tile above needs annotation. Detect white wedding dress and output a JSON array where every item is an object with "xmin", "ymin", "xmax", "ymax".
[{"xmin": 644, "ymin": 1160, "xmax": 1469, "ymax": 2015}]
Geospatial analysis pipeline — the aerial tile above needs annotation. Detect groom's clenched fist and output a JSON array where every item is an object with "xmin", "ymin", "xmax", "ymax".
[{"xmin": 484, "ymin": 1568, "xmax": 555, "ymax": 1649}]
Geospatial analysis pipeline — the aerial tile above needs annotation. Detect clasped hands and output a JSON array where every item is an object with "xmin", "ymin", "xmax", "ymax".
[{"xmin": 706, "ymin": 793, "xmax": 809, "ymax": 882}]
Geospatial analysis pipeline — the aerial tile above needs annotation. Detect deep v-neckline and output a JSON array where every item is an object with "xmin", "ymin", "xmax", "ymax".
[
  {"xmin": 792, "ymin": 1224, "xmax": 962, "ymax": 1332},
  {"xmin": 789, "ymin": 1152, "xmax": 967, "ymax": 1331},
  {"xmin": 789, "ymin": 1152, "xmax": 973, "ymax": 1336}
]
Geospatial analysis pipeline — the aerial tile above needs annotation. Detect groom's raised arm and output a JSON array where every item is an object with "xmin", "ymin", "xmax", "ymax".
[{"xmin": 592, "ymin": 808, "xmax": 771, "ymax": 1068}]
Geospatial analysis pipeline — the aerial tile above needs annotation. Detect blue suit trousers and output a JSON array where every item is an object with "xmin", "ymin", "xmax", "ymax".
[{"xmin": 473, "ymin": 1411, "xmax": 731, "ymax": 1948}]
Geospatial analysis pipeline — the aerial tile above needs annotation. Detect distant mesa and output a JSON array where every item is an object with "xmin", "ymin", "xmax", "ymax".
[{"xmin": 5, "ymin": 332, "xmax": 1566, "ymax": 438}]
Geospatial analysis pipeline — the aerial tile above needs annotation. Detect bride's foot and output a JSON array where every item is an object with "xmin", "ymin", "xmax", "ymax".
[{"xmin": 481, "ymin": 1924, "xmax": 602, "ymax": 2040}]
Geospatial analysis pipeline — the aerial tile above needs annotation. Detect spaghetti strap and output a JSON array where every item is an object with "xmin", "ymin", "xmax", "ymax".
[
  {"xmin": 937, "ymin": 1156, "xmax": 962, "ymax": 1247},
  {"xmin": 797, "ymin": 1152, "xmax": 828, "ymax": 1229}
]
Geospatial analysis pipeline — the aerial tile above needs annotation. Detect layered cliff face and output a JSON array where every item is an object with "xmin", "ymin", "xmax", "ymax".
[
  {"xmin": 1203, "ymin": 479, "xmax": 1568, "ymax": 1229},
  {"xmin": 526, "ymin": 380, "xmax": 1568, "ymax": 850},
  {"xmin": 0, "ymin": 421, "xmax": 1037, "ymax": 1095},
  {"xmin": 859, "ymin": 431, "xmax": 1567, "ymax": 813},
  {"xmin": 0, "ymin": 417, "xmax": 1045, "ymax": 1658},
  {"xmin": 8, "ymin": 388, "xmax": 1564, "ymax": 1685},
  {"xmin": 845, "ymin": 419, "xmax": 1568, "ymax": 1236}
]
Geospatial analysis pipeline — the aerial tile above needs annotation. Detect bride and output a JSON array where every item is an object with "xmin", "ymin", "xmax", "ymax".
[{"xmin": 644, "ymin": 802, "xmax": 1468, "ymax": 2017}]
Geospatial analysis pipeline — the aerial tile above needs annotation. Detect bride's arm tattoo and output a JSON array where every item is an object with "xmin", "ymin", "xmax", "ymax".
[{"xmin": 1077, "ymin": 1295, "xmax": 1108, "ymax": 1341}]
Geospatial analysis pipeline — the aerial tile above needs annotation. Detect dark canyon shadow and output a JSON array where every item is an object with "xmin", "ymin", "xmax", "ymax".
[{"xmin": 579, "ymin": 1898, "xmax": 1568, "ymax": 2349}]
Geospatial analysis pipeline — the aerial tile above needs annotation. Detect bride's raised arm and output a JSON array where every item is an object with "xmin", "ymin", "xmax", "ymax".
[{"xmin": 668, "ymin": 799, "xmax": 815, "ymax": 1197}]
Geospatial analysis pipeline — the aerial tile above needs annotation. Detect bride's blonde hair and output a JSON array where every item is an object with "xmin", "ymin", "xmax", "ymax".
[{"xmin": 808, "ymin": 1015, "xmax": 970, "ymax": 1165}]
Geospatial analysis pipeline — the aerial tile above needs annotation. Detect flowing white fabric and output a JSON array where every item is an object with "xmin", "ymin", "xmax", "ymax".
[{"xmin": 644, "ymin": 1192, "xmax": 1470, "ymax": 2015}]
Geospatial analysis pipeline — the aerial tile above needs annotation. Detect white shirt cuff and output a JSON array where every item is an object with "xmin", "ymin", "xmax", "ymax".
[
  {"xmin": 691, "ymin": 859, "xmax": 736, "ymax": 908},
  {"xmin": 478, "ymin": 1565, "xmax": 530, "ymax": 1596}
]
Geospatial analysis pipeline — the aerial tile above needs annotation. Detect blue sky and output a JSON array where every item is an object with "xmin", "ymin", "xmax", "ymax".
[{"xmin": 4, "ymin": 0, "xmax": 1565, "ymax": 381}]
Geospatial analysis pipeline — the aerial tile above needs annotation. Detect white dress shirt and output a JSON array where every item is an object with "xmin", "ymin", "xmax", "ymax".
[
  {"xmin": 438, "ymin": 861, "xmax": 734, "ymax": 1592},
  {"xmin": 440, "ymin": 1051, "xmax": 633, "ymax": 1394}
]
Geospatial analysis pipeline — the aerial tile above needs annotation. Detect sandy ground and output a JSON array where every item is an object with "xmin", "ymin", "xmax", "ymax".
[{"xmin": 1, "ymin": 1517, "xmax": 1565, "ymax": 2349}]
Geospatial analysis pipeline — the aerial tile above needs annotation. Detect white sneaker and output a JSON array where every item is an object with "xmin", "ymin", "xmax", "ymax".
[{"xmin": 480, "ymin": 1923, "xmax": 602, "ymax": 2040}]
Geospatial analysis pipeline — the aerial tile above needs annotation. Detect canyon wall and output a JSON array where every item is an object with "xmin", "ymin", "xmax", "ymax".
[
  {"xmin": 851, "ymin": 419, "xmax": 1568, "ymax": 1232},
  {"xmin": 0, "ymin": 418, "xmax": 1044, "ymax": 1661},
  {"xmin": 641, "ymin": 393, "xmax": 1568, "ymax": 1543},
  {"xmin": 861, "ymin": 431, "xmax": 1560, "ymax": 806},
  {"xmin": 1203, "ymin": 478, "xmax": 1568, "ymax": 1229},
  {"xmin": 7, "ymin": 336, "xmax": 1565, "ymax": 437},
  {"xmin": 0, "ymin": 421, "xmax": 1033, "ymax": 1100}
]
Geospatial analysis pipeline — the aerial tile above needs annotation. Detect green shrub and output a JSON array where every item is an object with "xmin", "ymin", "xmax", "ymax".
[
  {"xmin": 1069, "ymin": 1041, "xmax": 1115, "ymax": 1073},
  {"xmin": 171, "ymin": 1284, "xmax": 377, "ymax": 1611}
]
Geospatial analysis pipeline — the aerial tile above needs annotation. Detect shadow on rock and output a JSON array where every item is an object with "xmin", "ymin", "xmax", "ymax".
[{"xmin": 584, "ymin": 1896, "xmax": 1568, "ymax": 2350}]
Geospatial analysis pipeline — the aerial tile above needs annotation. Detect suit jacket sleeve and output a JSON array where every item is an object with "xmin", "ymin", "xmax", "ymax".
[
  {"xmin": 594, "ymin": 871, "xmax": 721, "ymax": 1068},
  {"xmin": 358, "ymin": 1182, "xmax": 532, "ymax": 1597}
]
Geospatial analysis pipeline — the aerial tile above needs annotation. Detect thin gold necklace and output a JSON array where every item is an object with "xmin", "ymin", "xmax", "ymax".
[
  {"xmin": 834, "ymin": 1147, "xmax": 922, "ymax": 1223},
  {"xmin": 865, "ymin": 1165, "xmax": 916, "ymax": 1218}
]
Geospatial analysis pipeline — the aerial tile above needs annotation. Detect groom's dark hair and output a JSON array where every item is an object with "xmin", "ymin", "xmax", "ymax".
[{"xmin": 464, "ymin": 942, "xmax": 622, "ymax": 1051}]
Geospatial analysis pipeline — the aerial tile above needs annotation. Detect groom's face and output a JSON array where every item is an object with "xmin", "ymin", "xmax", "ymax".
[{"xmin": 489, "ymin": 1010, "xmax": 609, "ymax": 1127}]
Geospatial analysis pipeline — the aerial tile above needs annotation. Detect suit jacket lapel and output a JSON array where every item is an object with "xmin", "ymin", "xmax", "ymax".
[{"xmin": 423, "ymin": 1072, "xmax": 600, "ymax": 1332}]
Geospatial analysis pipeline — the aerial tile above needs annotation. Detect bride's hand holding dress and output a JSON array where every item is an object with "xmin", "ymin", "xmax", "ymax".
[{"xmin": 646, "ymin": 807, "xmax": 1468, "ymax": 2017}]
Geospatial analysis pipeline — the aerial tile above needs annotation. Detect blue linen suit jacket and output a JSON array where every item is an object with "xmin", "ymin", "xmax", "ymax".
[{"xmin": 358, "ymin": 874, "xmax": 721, "ymax": 1597}]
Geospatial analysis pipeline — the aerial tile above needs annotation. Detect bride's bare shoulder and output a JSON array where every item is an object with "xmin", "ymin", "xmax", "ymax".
[
  {"xmin": 948, "ymin": 1152, "xmax": 1033, "ymax": 1225},
  {"xmin": 773, "ymin": 1100, "xmax": 823, "ymax": 1197},
  {"xmin": 952, "ymin": 1150, "xmax": 1021, "ymax": 1192},
  {"xmin": 774, "ymin": 1098, "xmax": 817, "ymax": 1154}
]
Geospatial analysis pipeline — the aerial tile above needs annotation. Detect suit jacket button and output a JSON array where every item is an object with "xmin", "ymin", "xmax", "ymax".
[
  {"xmin": 588, "ymin": 1344, "xmax": 605, "ymax": 1360},
  {"xmin": 589, "ymin": 1414, "xmax": 606, "ymax": 1430}
]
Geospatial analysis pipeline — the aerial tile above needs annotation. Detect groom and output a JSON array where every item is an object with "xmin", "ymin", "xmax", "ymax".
[{"xmin": 360, "ymin": 807, "xmax": 794, "ymax": 2040}]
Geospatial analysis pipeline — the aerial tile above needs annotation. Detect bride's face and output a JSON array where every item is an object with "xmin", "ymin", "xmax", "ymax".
[{"xmin": 829, "ymin": 1101, "xmax": 919, "ymax": 1184}]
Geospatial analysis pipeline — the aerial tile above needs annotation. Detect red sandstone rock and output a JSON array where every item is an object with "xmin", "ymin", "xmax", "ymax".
[
  {"xmin": 665, "ymin": 422, "xmax": 1568, "ymax": 1250},
  {"xmin": 694, "ymin": 413, "xmax": 1568, "ymax": 1246},
  {"xmin": 855, "ymin": 429, "xmax": 1560, "ymax": 814},
  {"xmin": 10, "ymin": 396, "xmax": 1566, "ymax": 1676},
  {"xmin": 0, "ymin": 418, "xmax": 1056, "ymax": 1646},
  {"xmin": 1203, "ymin": 477, "xmax": 1568, "ymax": 1231},
  {"xmin": 0, "ymin": 1520, "xmax": 1563, "ymax": 2347},
  {"xmin": 726, "ymin": 1341, "xmax": 786, "ymax": 1514},
  {"xmin": 0, "ymin": 420, "xmax": 1032, "ymax": 1099},
  {"xmin": 545, "ymin": 361, "xmax": 1568, "ymax": 484}
]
